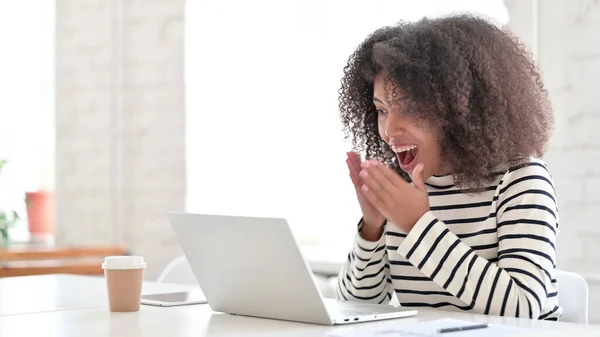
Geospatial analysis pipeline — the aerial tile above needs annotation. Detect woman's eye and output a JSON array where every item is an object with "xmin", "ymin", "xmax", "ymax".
[{"xmin": 377, "ymin": 109, "xmax": 387, "ymax": 115}]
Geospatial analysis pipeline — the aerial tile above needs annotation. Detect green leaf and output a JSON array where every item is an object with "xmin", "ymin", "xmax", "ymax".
[{"xmin": 0, "ymin": 227, "xmax": 8, "ymax": 241}]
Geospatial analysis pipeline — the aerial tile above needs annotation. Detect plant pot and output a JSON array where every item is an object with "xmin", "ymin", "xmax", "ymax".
[{"xmin": 25, "ymin": 190, "xmax": 55, "ymax": 236}]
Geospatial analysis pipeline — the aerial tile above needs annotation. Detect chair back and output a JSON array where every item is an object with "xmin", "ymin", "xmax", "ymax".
[{"xmin": 556, "ymin": 269, "xmax": 588, "ymax": 324}]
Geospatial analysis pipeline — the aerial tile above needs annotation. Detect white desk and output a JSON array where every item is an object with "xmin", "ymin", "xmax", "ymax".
[
  {"xmin": 1, "ymin": 274, "xmax": 600, "ymax": 336},
  {"xmin": 1, "ymin": 300, "xmax": 600, "ymax": 337},
  {"xmin": 0, "ymin": 274, "xmax": 196, "ymax": 316}
]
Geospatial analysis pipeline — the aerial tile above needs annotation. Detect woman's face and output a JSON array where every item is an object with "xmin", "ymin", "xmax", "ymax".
[{"xmin": 373, "ymin": 72, "xmax": 449, "ymax": 179}]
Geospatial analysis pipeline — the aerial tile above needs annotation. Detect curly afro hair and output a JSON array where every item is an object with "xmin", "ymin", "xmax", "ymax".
[{"xmin": 339, "ymin": 14, "xmax": 553, "ymax": 189}]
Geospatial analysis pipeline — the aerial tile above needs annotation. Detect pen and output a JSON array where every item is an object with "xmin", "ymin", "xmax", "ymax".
[{"xmin": 437, "ymin": 323, "xmax": 489, "ymax": 333}]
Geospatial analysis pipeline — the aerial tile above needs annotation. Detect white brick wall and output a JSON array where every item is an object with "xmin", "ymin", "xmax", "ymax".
[
  {"xmin": 56, "ymin": 0, "xmax": 185, "ymax": 279},
  {"xmin": 505, "ymin": 0, "xmax": 600, "ymax": 323},
  {"xmin": 55, "ymin": 0, "xmax": 600, "ymax": 319}
]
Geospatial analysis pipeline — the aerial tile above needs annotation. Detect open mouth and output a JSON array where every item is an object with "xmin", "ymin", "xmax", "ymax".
[{"xmin": 395, "ymin": 145, "xmax": 419, "ymax": 169}]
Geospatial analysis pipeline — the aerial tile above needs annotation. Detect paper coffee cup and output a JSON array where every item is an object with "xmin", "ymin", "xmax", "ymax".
[{"xmin": 102, "ymin": 256, "xmax": 146, "ymax": 312}]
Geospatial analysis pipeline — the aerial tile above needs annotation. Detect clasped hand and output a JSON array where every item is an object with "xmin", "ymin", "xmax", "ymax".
[{"xmin": 359, "ymin": 160, "xmax": 430, "ymax": 233}]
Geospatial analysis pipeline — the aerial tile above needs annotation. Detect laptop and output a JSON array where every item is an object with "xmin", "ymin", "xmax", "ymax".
[{"xmin": 166, "ymin": 212, "xmax": 418, "ymax": 325}]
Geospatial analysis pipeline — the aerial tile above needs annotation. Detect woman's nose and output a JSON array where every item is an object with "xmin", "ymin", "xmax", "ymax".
[{"xmin": 385, "ymin": 113, "xmax": 405, "ymax": 138}]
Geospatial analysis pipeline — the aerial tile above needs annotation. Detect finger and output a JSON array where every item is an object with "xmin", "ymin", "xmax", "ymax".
[
  {"xmin": 368, "ymin": 160, "xmax": 406, "ymax": 191},
  {"xmin": 360, "ymin": 184, "xmax": 390, "ymax": 218},
  {"xmin": 359, "ymin": 166, "xmax": 395, "ymax": 205},
  {"xmin": 361, "ymin": 163, "xmax": 399, "ymax": 211},
  {"xmin": 346, "ymin": 158, "xmax": 361, "ymax": 187},
  {"xmin": 348, "ymin": 170, "xmax": 361, "ymax": 188},
  {"xmin": 352, "ymin": 159, "xmax": 365, "ymax": 188},
  {"xmin": 347, "ymin": 151, "xmax": 359, "ymax": 164},
  {"xmin": 411, "ymin": 164, "xmax": 427, "ymax": 192},
  {"xmin": 347, "ymin": 157, "xmax": 366, "ymax": 196},
  {"xmin": 348, "ymin": 171, "xmax": 358, "ymax": 187},
  {"xmin": 345, "ymin": 156, "xmax": 355, "ymax": 175},
  {"xmin": 353, "ymin": 160, "xmax": 363, "ymax": 182},
  {"xmin": 349, "ymin": 152, "xmax": 362, "ymax": 173}
]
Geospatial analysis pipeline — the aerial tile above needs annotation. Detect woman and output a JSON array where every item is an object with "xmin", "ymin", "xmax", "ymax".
[{"xmin": 336, "ymin": 14, "xmax": 561, "ymax": 320}]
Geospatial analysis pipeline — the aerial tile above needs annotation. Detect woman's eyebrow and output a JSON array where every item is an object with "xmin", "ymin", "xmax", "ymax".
[{"xmin": 373, "ymin": 97, "xmax": 384, "ymax": 104}]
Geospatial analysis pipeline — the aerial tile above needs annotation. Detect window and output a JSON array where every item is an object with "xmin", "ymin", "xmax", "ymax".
[
  {"xmin": 184, "ymin": 0, "xmax": 509, "ymax": 254},
  {"xmin": 0, "ymin": 1, "xmax": 55, "ymax": 241}
]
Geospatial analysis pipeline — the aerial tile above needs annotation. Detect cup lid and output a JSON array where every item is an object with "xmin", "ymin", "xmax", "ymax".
[{"xmin": 102, "ymin": 256, "xmax": 146, "ymax": 270}]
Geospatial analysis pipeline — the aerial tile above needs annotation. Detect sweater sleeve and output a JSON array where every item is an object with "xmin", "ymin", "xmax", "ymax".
[
  {"xmin": 336, "ymin": 219, "xmax": 394, "ymax": 304},
  {"xmin": 396, "ymin": 165, "xmax": 559, "ymax": 318}
]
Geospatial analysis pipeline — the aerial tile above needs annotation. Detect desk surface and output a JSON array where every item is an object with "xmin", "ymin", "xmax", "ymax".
[
  {"xmin": 2, "ymin": 300, "xmax": 600, "ymax": 337},
  {"xmin": 0, "ymin": 274, "xmax": 194, "ymax": 316},
  {"xmin": 1, "ymin": 274, "xmax": 600, "ymax": 337}
]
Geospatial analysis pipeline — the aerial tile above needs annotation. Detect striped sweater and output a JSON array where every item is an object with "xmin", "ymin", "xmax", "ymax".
[{"xmin": 336, "ymin": 157, "xmax": 562, "ymax": 320}]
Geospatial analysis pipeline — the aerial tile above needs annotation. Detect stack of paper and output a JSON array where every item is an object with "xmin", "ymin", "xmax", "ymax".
[{"xmin": 327, "ymin": 318, "xmax": 530, "ymax": 337}]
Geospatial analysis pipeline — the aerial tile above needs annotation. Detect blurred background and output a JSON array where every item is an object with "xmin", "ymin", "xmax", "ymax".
[{"xmin": 0, "ymin": 0, "xmax": 598, "ymax": 322}]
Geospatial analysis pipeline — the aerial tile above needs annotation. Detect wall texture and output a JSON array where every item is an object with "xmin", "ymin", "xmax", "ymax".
[
  {"xmin": 55, "ymin": 0, "xmax": 600, "ymax": 322},
  {"xmin": 55, "ymin": 0, "xmax": 186, "ymax": 279},
  {"xmin": 539, "ymin": 0, "xmax": 600, "ymax": 274},
  {"xmin": 505, "ymin": 0, "xmax": 600, "ymax": 323}
]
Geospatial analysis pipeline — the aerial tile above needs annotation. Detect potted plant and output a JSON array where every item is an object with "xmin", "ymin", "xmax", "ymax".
[
  {"xmin": 25, "ymin": 190, "xmax": 54, "ymax": 238},
  {"xmin": 0, "ymin": 209, "xmax": 19, "ymax": 246}
]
